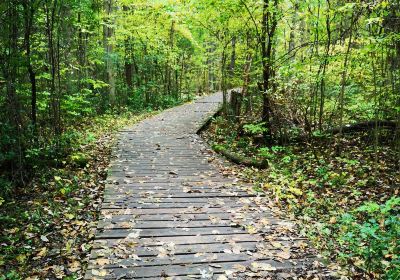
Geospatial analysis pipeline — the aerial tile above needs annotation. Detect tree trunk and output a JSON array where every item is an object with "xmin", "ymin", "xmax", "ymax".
[
  {"xmin": 288, "ymin": 2, "xmax": 298, "ymax": 54},
  {"xmin": 261, "ymin": 0, "xmax": 278, "ymax": 141},
  {"xmin": 337, "ymin": 12, "xmax": 355, "ymax": 154},
  {"xmin": 318, "ymin": 0, "xmax": 332, "ymax": 131},
  {"xmin": 104, "ymin": 0, "xmax": 116, "ymax": 106},
  {"xmin": 23, "ymin": 0, "xmax": 37, "ymax": 130},
  {"xmin": 124, "ymin": 39, "xmax": 133, "ymax": 90},
  {"xmin": 165, "ymin": 20, "xmax": 175, "ymax": 95},
  {"xmin": 4, "ymin": 1, "xmax": 24, "ymax": 183},
  {"xmin": 45, "ymin": 0, "xmax": 61, "ymax": 136},
  {"xmin": 228, "ymin": 36, "xmax": 236, "ymax": 88},
  {"xmin": 221, "ymin": 46, "xmax": 228, "ymax": 115}
]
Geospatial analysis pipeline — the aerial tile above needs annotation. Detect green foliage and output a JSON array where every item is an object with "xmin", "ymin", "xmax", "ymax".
[
  {"xmin": 0, "ymin": 270, "xmax": 21, "ymax": 280},
  {"xmin": 69, "ymin": 152, "xmax": 89, "ymax": 168},
  {"xmin": 243, "ymin": 123, "xmax": 268, "ymax": 135},
  {"xmin": 258, "ymin": 147, "xmax": 274, "ymax": 159},
  {"xmin": 337, "ymin": 197, "xmax": 400, "ymax": 277}
]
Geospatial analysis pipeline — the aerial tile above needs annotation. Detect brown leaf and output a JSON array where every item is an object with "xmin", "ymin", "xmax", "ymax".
[
  {"xmin": 96, "ymin": 258, "xmax": 110, "ymax": 266},
  {"xmin": 276, "ymin": 250, "xmax": 291, "ymax": 260}
]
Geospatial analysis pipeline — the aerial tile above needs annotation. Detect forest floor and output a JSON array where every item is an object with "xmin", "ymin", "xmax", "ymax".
[
  {"xmin": 0, "ymin": 111, "xmax": 159, "ymax": 279},
  {"xmin": 201, "ymin": 116, "xmax": 400, "ymax": 279}
]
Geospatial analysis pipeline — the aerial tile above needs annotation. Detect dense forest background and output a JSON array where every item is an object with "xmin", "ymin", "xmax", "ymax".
[{"xmin": 0, "ymin": 0, "xmax": 399, "ymax": 279}]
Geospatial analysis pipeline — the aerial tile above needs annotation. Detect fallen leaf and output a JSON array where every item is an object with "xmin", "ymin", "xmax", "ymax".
[
  {"xmin": 69, "ymin": 261, "xmax": 81, "ymax": 272},
  {"xmin": 233, "ymin": 264, "xmax": 246, "ymax": 272},
  {"xmin": 92, "ymin": 269, "xmax": 107, "ymax": 276},
  {"xmin": 271, "ymin": 241, "xmax": 282, "ymax": 248},
  {"xmin": 96, "ymin": 258, "xmax": 110, "ymax": 266},
  {"xmin": 36, "ymin": 247, "xmax": 47, "ymax": 258},
  {"xmin": 246, "ymin": 225, "xmax": 257, "ymax": 234},
  {"xmin": 277, "ymin": 250, "xmax": 291, "ymax": 260},
  {"xmin": 223, "ymin": 249, "xmax": 232, "ymax": 254},
  {"xmin": 127, "ymin": 230, "xmax": 141, "ymax": 239},
  {"xmin": 40, "ymin": 235, "xmax": 49, "ymax": 242},
  {"xmin": 251, "ymin": 262, "xmax": 277, "ymax": 271}
]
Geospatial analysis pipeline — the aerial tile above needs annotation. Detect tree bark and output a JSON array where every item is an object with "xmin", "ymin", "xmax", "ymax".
[
  {"xmin": 261, "ymin": 0, "xmax": 278, "ymax": 140},
  {"xmin": 104, "ymin": 0, "xmax": 116, "ymax": 106},
  {"xmin": 338, "ymin": 12, "xmax": 355, "ymax": 147},
  {"xmin": 23, "ymin": 0, "xmax": 37, "ymax": 130}
]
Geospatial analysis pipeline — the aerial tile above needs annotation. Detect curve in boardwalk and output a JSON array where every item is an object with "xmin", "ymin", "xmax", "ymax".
[{"xmin": 85, "ymin": 92, "xmax": 333, "ymax": 279}]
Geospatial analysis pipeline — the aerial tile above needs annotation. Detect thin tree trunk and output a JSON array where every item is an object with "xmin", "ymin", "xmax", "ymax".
[
  {"xmin": 318, "ymin": 0, "xmax": 332, "ymax": 131},
  {"xmin": 261, "ymin": 0, "xmax": 278, "ymax": 140},
  {"xmin": 5, "ymin": 1, "xmax": 24, "ymax": 183},
  {"xmin": 221, "ymin": 45, "xmax": 228, "ymax": 115},
  {"xmin": 337, "ymin": 12, "xmax": 355, "ymax": 153},
  {"xmin": 23, "ymin": 0, "xmax": 38, "ymax": 130},
  {"xmin": 229, "ymin": 36, "xmax": 236, "ymax": 88},
  {"xmin": 45, "ymin": 0, "xmax": 61, "ymax": 136},
  {"xmin": 104, "ymin": 0, "xmax": 116, "ymax": 106}
]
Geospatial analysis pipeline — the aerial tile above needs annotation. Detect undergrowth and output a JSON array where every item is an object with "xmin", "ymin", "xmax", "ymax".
[
  {"xmin": 203, "ymin": 116, "xmax": 400, "ymax": 279},
  {"xmin": 0, "ymin": 110, "xmax": 158, "ymax": 279}
]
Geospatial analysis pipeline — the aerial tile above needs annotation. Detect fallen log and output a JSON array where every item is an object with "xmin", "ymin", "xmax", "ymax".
[
  {"xmin": 212, "ymin": 145, "xmax": 268, "ymax": 169},
  {"xmin": 328, "ymin": 120, "xmax": 397, "ymax": 134}
]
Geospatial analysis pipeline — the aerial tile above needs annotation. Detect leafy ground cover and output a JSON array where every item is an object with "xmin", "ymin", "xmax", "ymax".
[
  {"xmin": 0, "ymin": 111, "xmax": 159, "ymax": 279},
  {"xmin": 202, "ymin": 116, "xmax": 400, "ymax": 279}
]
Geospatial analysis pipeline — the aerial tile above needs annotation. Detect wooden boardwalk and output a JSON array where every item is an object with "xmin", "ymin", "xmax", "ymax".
[{"xmin": 85, "ymin": 92, "xmax": 333, "ymax": 279}]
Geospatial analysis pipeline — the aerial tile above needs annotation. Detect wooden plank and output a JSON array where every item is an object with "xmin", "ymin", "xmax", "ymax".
[
  {"xmin": 96, "ymin": 233, "xmax": 262, "ymax": 245},
  {"xmin": 103, "ymin": 195, "xmax": 255, "ymax": 200},
  {"xmin": 91, "ymin": 237, "xmax": 306, "ymax": 250},
  {"xmin": 99, "ymin": 206, "xmax": 244, "ymax": 215},
  {"xmin": 96, "ymin": 226, "xmax": 247, "ymax": 239},
  {"xmin": 91, "ymin": 241, "xmax": 259, "ymax": 257},
  {"xmin": 101, "ymin": 203, "xmax": 229, "ymax": 210},
  {"xmin": 102, "ymin": 193, "xmax": 253, "ymax": 200},
  {"xmin": 88, "ymin": 252, "xmax": 316, "ymax": 270},
  {"xmin": 104, "ymin": 184, "xmax": 245, "ymax": 190},
  {"xmin": 96, "ymin": 219, "xmax": 284, "ymax": 229},
  {"xmin": 84, "ymin": 258, "xmax": 316, "ymax": 279},
  {"xmin": 98, "ymin": 213, "xmax": 280, "ymax": 223},
  {"xmin": 100, "ymin": 203, "xmax": 263, "ymax": 210}
]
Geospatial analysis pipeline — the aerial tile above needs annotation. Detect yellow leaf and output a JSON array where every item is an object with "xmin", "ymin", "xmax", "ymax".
[
  {"xmin": 251, "ymin": 262, "xmax": 276, "ymax": 271},
  {"xmin": 271, "ymin": 241, "xmax": 282, "ymax": 248},
  {"xmin": 16, "ymin": 254, "xmax": 26, "ymax": 263},
  {"xmin": 92, "ymin": 269, "xmax": 108, "ymax": 276},
  {"xmin": 232, "ymin": 264, "xmax": 246, "ymax": 272},
  {"xmin": 246, "ymin": 225, "xmax": 257, "ymax": 234},
  {"xmin": 37, "ymin": 247, "xmax": 48, "ymax": 257},
  {"xmin": 276, "ymin": 250, "xmax": 291, "ymax": 260},
  {"xmin": 289, "ymin": 187, "xmax": 303, "ymax": 196},
  {"xmin": 65, "ymin": 213, "xmax": 74, "ymax": 220},
  {"xmin": 96, "ymin": 258, "xmax": 110, "ymax": 266}
]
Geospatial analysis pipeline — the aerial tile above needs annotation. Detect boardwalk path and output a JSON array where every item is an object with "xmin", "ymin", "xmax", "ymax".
[{"xmin": 85, "ymin": 92, "xmax": 332, "ymax": 279}]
